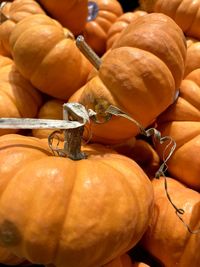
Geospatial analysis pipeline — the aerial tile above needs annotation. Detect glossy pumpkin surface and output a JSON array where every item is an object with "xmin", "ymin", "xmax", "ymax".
[{"xmin": 0, "ymin": 134, "xmax": 154, "ymax": 267}]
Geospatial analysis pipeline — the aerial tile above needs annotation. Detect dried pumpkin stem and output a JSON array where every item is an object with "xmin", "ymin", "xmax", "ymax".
[
  {"xmin": 62, "ymin": 104, "xmax": 86, "ymax": 160},
  {"xmin": 76, "ymin": 35, "xmax": 102, "ymax": 70}
]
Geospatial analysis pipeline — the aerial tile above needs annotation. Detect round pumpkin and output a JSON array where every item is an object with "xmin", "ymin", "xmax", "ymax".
[
  {"xmin": 32, "ymin": 98, "xmax": 64, "ymax": 139},
  {"xmin": 140, "ymin": 0, "xmax": 200, "ymax": 39},
  {"xmin": 141, "ymin": 177, "xmax": 200, "ymax": 267},
  {"xmin": 37, "ymin": 0, "xmax": 88, "ymax": 35},
  {"xmin": 0, "ymin": 0, "xmax": 45, "ymax": 57},
  {"xmin": 0, "ymin": 55, "xmax": 42, "ymax": 136},
  {"xmin": 106, "ymin": 10, "xmax": 147, "ymax": 50},
  {"xmin": 0, "ymin": 133, "xmax": 154, "ymax": 267},
  {"xmin": 83, "ymin": 0, "xmax": 123, "ymax": 56},
  {"xmin": 9, "ymin": 13, "xmax": 92, "ymax": 100},
  {"xmin": 70, "ymin": 13, "xmax": 187, "ymax": 144},
  {"xmin": 155, "ymin": 68, "xmax": 200, "ymax": 190}
]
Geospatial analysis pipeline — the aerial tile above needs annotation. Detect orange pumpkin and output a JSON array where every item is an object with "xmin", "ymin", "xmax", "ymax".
[
  {"xmin": 9, "ymin": 14, "xmax": 92, "ymax": 100},
  {"xmin": 140, "ymin": 0, "xmax": 200, "ymax": 39},
  {"xmin": 184, "ymin": 37, "xmax": 200, "ymax": 77},
  {"xmin": 0, "ymin": 133, "xmax": 154, "ymax": 267},
  {"xmin": 32, "ymin": 98, "xmax": 65, "ymax": 139},
  {"xmin": 83, "ymin": 0, "xmax": 123, "ymax": 56},
  {"xmin": 0, "ymin": 55, "xmax": 42, "ymax": 136},
  {"xmin": 155, "ymin": 69, "xmax": 200, "ymax": 190},
  {"xmin": 141, "ymin": 177, "xmax": 200, "ymax": 267},
  {"xmin": 70, "ymin": 13, "xmax": 186, "ymax": 144},
  {"xmin": 0, "ymin": 0, "xmax": 45, "ymax": 57},
  {"xmin": 106, "ymin": 10, "xmax": 147, "ymax": 50},
  {"xmin": 37, "ymin": 0, "xmax": 88, "ymax": 35}
]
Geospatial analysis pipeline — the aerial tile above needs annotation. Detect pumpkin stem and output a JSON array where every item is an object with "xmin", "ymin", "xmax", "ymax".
[
  {"xmin": 76, "ymin": 35, "xmax": 102, "ymax": 70},
  {"xmin": 62, "ymin": 104, "xmax": 86, "ymax": 160}
]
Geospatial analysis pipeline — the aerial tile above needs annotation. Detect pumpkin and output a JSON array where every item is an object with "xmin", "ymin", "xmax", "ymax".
[
  {"xmin": 37, "ymin": 0, "xmax": 88, "ymax": 36},
  {"xmin": 0, "ymin": 246, "xmax": 25, "ymax": 265},
  {"xmin": 139, "ymin": 0, "xmax": 200, "ymax": 39},
  {"xmin": 32, "ymin": 98, "xmax": 65, "ymax": 139},
  {"xmin": 0, "ymin": 55, "xmax": 42, "ymax": 136},
  {"xmin": 83, "ymin": 0, "xmax": 123, "ymax": 56},
  {"xmin": 155, "ymin": 69, "xmax": 200, "ymax": 190},
  {"xmin": 184, "ymin": 37, "xmax": 200, "ymax": 77},
  {"xmin": 0, "ymin": 131, "xmax": 154, "ymax": 267},
  {"xmin": 69, "ymin": 13, "xmax": 186, "ymax": 144},
  {"xmin": 9, "ymin": 13, "xmax": 92, "ymax": 100},
  {"xmin": 141, "ymin": 177, "xmax": 200, "ymax": 267},
  {"xmin": 0, "ymin": 0, "xmax": 45, "ymax": 57},
  {"xmin": 106, "ymin": 10, "xmax": 147, "ymax": 50}
]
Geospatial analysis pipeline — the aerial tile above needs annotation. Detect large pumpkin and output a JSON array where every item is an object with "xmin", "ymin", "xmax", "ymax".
[
  {"xmin": 0, "ymin": 0, "xmax": 45, "ymax": 57},
  {"xmin": 0, "ymin": 133, "xmax": 154, "ymax": 267},
  {"xmin": 139, "ymin": 0, "xmax": 200, "ymax": 39},
  {"xmin": 106, "ymin": 10, "xmax": 147, "ymax": 50},
  {"xmin": 141, "ymin": 177, "xmax": 200, "ymax": 267},
  {"xmin": 37, "ymin": 0, "xmax": 88, "ymax": 35},
  {"xmin": 69, "ymin": 13, "xmax": 186, "ymax": 144},
  {"xmin": 83, "ymin": 0, "xmax": 123, "ymax": 56},
  {"xmin": 0, "ymin": 55, "xmax": 42, "ymax": 136},
  {"xmin": 9, "ymin": 13, "xmax": 92, "ymax": 100}
]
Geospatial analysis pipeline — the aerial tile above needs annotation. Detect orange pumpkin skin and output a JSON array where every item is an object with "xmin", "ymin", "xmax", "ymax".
[
  {"xmin": 69, "ymin": 13, "xmax": 186, "ymax": 144},
  {"xmin": 0, "ymin": 55, "xmax": 42, "ymax": 136},
  {"xmin": 9, "ymin": 14, "xmax": 92, "ymax": 100},
  {"xmin": 83, "ymin": 0, "xmax": 123, "ymax": 56},
  {"xmin": 0, "ymin": 0, "xmax": 45, "ymax": 57},
  {"xmin": 0, "ymin": 134, "xmax": 154, "ymax": 267},
  {"xmin": 0, "ymin": 246, "xmax": 25, "ymax": 265},
  {"xmin": 106, "ymin": 10, "xmax": 147, "ymax": 50},
  {"xmin": 32, "ymin": 98, "xmax": 64, "ymax": 139},
  {"xmin": 141, "ymin": 177, "xmax": 200, "ymax": 267},
  {"xmin": 140, "ymin": 0, "xmax": 200, "ymax": 39},
  {"xmin": 184, "ymin": 37, "xmax": 200, "ymax": 77},
  {"xmin": 156, "ymin": 59, "xmax": 200, "ymax": 190},
  {"xmin": 37, "ymin": 0, "xmax": 88, "ymax": 35},
  {"xmin": 102, "ymin": 253, "xmax": 132, "ymax": 267}
]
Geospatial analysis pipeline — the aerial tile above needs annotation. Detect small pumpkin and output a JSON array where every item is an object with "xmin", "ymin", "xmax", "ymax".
[
  {"xmin": 70, "ymin": 13, "xmax": 186, "ymax": 144},
  {"xmin": 0, "ymin": 55, "xmax": 42, "ymax": 136},
  {"xmin": 83, "ymin": 0, "xmax": 123, "ymax": 56},
  {"xmin": 141, "ymin": 177, "xmax": 200, "ymax": 267},
  {"xmin": 106, "ymin": 10, "xmax": 147, "ymax": 50},
  {"xmin": 9, "ymin": 13, "xmax": 92, "ymax": 100},
  {"xmin": 0, "ymin": 131, "xmax": 154, "ymax": 267},
  {"xmin": 155, "ymin": 68, "xmax": 200, "ymax": 190},
  {"xmin": 32, "ymin": 98, "xmax": 65, "ymax": 139},
  {"xmin": 139, "ymin": 0, "xmax": 200, "ymax": 39},
  {"xmin": 0, "ymin": 0, "xmax": 45, "ymax": 57},
  {"xmin": 37, "ymin": 0, "xmax": 88, "ymax": 35}
]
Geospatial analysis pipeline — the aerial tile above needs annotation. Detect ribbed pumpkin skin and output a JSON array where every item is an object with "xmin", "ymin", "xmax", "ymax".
[
  {"xmin": 141, "ymin": 177, "xmax": 200, "ymax": 267},
  {"xmin": 140, "ymin": 0, "xmax": 200, "ymax": 39},
  {"xmin": 9, "ymin": 14, "xmax": 92, "ymax": 100},
  {"xmin": 69, "ymin": 13, "xmax": 186, "ymax": 144},
  {"xmin": 156, "ymin": 71, "xmax": 200, "ymax": 190},
  {"xmin": 102, "ymin": 254, "xmax": 132, "ymax": 267},
  {"xmin": 37, "ymin": 0, "xmax": 88, "ymax": 35},
  {"xmin": 0, "ymin": 55, "xmax": 42, "ymax": 136},
  {"xmin": 0, "ymin": 0, "xmax": 45, "ymax": 57},
  {"xmin": 184, "ymin": 38, "xmax": 200, "ymax": 77},
  {"xmin": 106, "ymin": 11, "xmax": 147, "ymax": 50},
  {"xmin": 0, "ymin": 134, "xmax": 154, "ymax": 267},
  {"xmin": 32, "ymin": 98, "xmax": 64, "ymax": 139},
  {"xmin": 83, "ymin": 0, "xmax": 123, "ymax": 55}
]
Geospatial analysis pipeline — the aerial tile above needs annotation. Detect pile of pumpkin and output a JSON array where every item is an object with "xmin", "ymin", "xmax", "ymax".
[{"xmin": 0, "ymin": 0, "xmax": 199, "ymax": 266}]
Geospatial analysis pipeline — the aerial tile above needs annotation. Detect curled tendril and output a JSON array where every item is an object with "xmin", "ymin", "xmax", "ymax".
[
  {"xmin": 48, "ymin": 130, "xmax": 66, "ymax": 157},
  {"xmin": 92, "ymin": 104, "xmax": 200, "ymax": 235}
]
